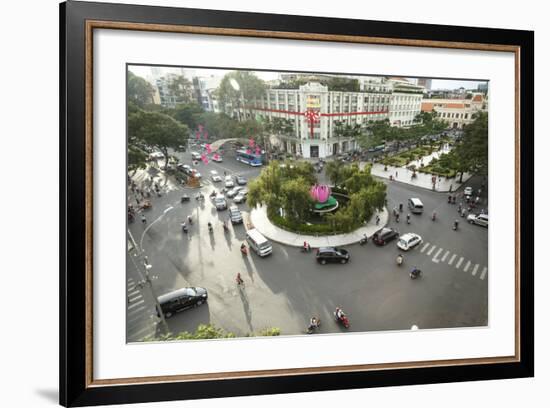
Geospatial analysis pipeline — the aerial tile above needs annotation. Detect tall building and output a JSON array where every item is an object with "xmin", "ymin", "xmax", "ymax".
[
  {"xmin": 417, "ymin": 78, "xmax": 432, "ymax": 90},
  {"xmin": 154, "ymin": 73, "xmax": 195, "ymax": 108},
  {"xmin": 387, "ymin": 78, "xmax": 425, "ymax": 127},
  {"xmin": 194, "ymin": 75, "xmax": 222, "ymax": 112}
]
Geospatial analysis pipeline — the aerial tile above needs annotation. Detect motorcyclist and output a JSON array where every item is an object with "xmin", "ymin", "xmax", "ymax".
[
  {"xmin": 453, "ymin": 219, "xmax": 459, "ymax": 230},
  {"xmin": 207, "ymin": 221, "xmax": 213, "ymax": 232},
  {"xmin": 432, "ymin": 211, "xmax": 437, "ymax": 221},
  {"xmin": 406, "ymin": 213, "xmax": 411, "ymax": 224},
  {"xmin": 396, "ymin": 253, "xmax": 404, "ymax": 265},
  {"xmin": 399, "ymin": 203, "xmax": 403, "ymax": 212},
  {"xmin": 335, "ymin": 307, "xmax": 345, "ymax": 321},
  {"xmin": 187, "ymin": 215, "xmax": 192, "ymax": 224}
]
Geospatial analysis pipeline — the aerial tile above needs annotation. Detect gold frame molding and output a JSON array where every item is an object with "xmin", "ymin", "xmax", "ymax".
[{"xmin": 84, "ymin": 20, "xmax": 521, "ymax": 388}]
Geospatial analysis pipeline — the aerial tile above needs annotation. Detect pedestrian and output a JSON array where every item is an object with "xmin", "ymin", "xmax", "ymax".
[
  {"xmin": 135, "ymin": 196, "xmax": 140, "ymax": 205},
  {"xmin": 236, "ymin": 273, "xmax": 244, "ymax": 285},
  {"xmin": 395, "ymin": 171, "xmax": 398, "ymax": 178},
  {"xmin": 141, "ymin": 214, "xmax": 146, "ymax": 224},
  {"xmin": 449, "ymin": 184, "xmax": 453, "ymax": 193},
  {"xmin": 395, "ymin": 213, "xmax": 400, "ymax": 223},
  {"xmin": 376, "ymin": 215, "xmax": 380, "ymax": 225}
]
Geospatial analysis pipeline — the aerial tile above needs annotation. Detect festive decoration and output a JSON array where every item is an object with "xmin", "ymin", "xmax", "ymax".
[
  {"xmin": 198, "ymin": 124, "xmax": 204, "ymax": 133},
  {"xmin": 249, "ymin": 138, "xmax": 255, "ymax": 147},
  {"xmin": 195, "ymin": 130, "xmax": 201, "ymax": 140},
  {"xmin": 204, "ymin": 130, "xmax": 208, "ymax": 140},
  {"xmin": 255, "ymin": 146, "xmax": 261, "ymax": 155},
  {"xmin": 201, "ymin": 154, "xmax": 209, "ymax": 164},
  {"xmin": 205, "ymin": 144, "xmax": 212, "ymax": 154},
  {"xmin": 309, "ymin": 184, "xmax": 332, "ymax": 203},
  {"xmin": 304, "ymin": 109, "xmax": 321, "ymax": 139},
  {"xmin": 213, "ymin": 153, "xmax": 221, "ymax": 161},
  {"xmin": 246, "ymin": 149, "xmax": 252, "ymax": 154}
]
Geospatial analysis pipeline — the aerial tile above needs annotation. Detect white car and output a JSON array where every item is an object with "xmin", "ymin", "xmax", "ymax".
[
  {"xmin": 210, "ymin": 170, "xmax": 222, "ymax": 182},
  {"xmin": 233, "ymin": 191, "xmax": 248, "ymax": 204},
  {"xmin": 467, "ymin": 213, "xmax": 489, "ymax": 227},
  {"xmin": 191, "ymin": 152, "xmax": 201, "ymax": 160},
  {"xmin": 397, "ymin": 233, "xmax": 422, "ymax": 251},
  {"xmin": 224, "ymin": 176, "xmax": 234, "ymax": 188},
  {"xmin": 464, "ymin": 186, "xmax": 473, "ymax": 196}
]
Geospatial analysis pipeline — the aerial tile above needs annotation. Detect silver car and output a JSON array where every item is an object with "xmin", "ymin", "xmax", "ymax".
[{"xmin": 467, "ymin": 213, "xmax": 488, "ymax": 227}]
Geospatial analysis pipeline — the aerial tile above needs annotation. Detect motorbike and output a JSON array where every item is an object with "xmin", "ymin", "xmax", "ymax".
[
  {"xmin": 180, "ymin": 194, "xmax": 190, "ymax": 203},
  {"xmin": 208, "ymin": 222, "xmax": 213, "ymax": 233},
  {"xmin": 181, "ymin": 222, "xmax": 188, "ymax": 233},
  {"xmin": 240, "ymin": 245, "xmax": 248, "ymax": 256},
  {"xmin": 334, "ymin": 308, "xmax": 350, "ymax": 329},
  {"xmin": 406, "ymin": 215, "xmax": 411, "ymax": 224},
  {"xmin": 306, "ymin": 318, "xmax": 321, "ymax": 334},
  {"xmin": 431, "ymin": 212, "xmax": 436, "ymax": 221},
  {"xmin": 396, "ymin": 254, "xmax": 404, "ymax": 266},
  {"xmin": 410, "ymin": 268, "xmax": 422, "ymax": 280},
  {"xmin": 359, "ymin": 235, "xmax": 368, "ymax": 246},
  {"xmin": 453, "ymin": 220, "xmax": 459, "ymax": 231}
]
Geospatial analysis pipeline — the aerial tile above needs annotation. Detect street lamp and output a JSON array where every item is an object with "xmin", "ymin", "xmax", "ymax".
[{"xmin": 134, "ymin": 205, "xmax": 174, "ymax": 334}]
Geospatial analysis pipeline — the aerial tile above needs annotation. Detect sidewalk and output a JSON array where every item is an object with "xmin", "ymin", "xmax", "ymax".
[
  {"xmin": 365, "ymin": 152, "xmax": 471, "ymax": 193},
  {"xmin": 249, "ymin": 206, "xmax": 389, "ymax": 248}
]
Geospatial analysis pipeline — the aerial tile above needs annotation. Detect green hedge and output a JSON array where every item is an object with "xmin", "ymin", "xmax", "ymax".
[{"xmin": 268, "ymin": 211, "xmax": 345, "ymax": 235}]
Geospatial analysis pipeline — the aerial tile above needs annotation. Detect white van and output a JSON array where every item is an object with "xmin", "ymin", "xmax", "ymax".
[
  {"xmin": 408, "ymin": 198, "xmax": 424, "ymax": 214},
  {"xmin": 246, "ymin": 229, "xmax": 272, "ymax": 257}
]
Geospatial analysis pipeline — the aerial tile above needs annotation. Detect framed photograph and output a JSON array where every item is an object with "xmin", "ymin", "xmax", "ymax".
[{"xmin": 60, "ymin": 1, "xmax": 534, "ymax": 406}]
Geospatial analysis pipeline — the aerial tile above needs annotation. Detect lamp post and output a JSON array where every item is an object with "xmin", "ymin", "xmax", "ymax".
[{"xmin": 134, "ymin": 205, "xmax": 174, "ymax": 334}]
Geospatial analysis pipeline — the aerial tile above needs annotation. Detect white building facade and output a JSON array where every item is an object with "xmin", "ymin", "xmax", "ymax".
[
  {"xmin": 250, "ymin": 82, "xmax": 391, "ymax": 158},
  {"xmin": 388, "ymin": 78, "xmax": 425, "ymax": 127},
  {"xmin": 421, "ymin": 93, "xmax": 487, "ymax": 129}
]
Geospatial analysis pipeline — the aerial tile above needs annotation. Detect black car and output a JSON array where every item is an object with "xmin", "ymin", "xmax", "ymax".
[
  {"xmin": 156, "ymin": 287, "xmax": 208, "ymax": 318},
  {"xmin": 315, "ymin": 247, "xmax": 350, "ymax": 265},
  {"xmin": 372, "ymin": 227, "xmax": 399, "ymax": 246}
]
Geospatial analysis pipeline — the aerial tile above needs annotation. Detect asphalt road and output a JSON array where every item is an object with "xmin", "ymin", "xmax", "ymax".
[{"xmin": 127, "ymin": 147, "xmax": 488, "ymax": 341}]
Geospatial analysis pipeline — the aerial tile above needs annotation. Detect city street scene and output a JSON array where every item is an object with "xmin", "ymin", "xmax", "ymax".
[{"xmin": 126, "ymin": 65, "xmax": 489, "ymax": 342}]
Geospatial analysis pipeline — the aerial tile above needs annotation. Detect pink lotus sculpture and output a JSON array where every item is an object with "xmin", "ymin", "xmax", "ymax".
[{"xmin": 310, "ymin": 184, "xmax": 331, "ymax": 203}]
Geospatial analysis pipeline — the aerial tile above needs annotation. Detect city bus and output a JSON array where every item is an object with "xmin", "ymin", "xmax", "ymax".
[{"xmin": 235, "ymin": 149, "xmax": 263, "ymax": 166}]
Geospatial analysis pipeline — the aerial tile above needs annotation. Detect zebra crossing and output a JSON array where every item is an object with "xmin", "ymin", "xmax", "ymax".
[
  {"xmin": 418, "ymin": 242, "xmax": 487, "ymax": 281},
  {"xmin": 127, "ymin": 277, "xmax": 157, "ymax": 342}
]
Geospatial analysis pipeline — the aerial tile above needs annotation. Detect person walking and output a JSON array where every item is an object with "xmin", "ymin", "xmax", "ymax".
[
  {"xmin": 140, "ymin": 214, "xmax": 146, "ymax": 224},
  {"xmin": 236, "ymin": 273, "xmax": 244, "ymax": 286}
]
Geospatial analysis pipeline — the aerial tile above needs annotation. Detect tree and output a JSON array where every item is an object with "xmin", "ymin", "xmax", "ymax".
[
  {"xmin": 127, "ymin": 145, "xmax": 148, "ymax": 174},
  {"xmin": 325, "ymin": 160, "xmax": 347, "ymax": 187},
  {"xmin": 167, "ymin": 75, "xmax": 193, "ymax": 105},
  {"xmin": 280, "ymin": 178, "xmax": 314, "ymax": 222},
  {"xmin": 129, "ymin": 109, "xmax": 189, "ymax": 169},
  {"xmin": 169, "ymin": 103, "xmax": 204, "ymax": 131},
  {"xmin": 127, "ymin": 71, "xmax": 155, "ymax": 107},
  {"xmin": 147, "ymin": 324, "xmax": 281, "ymax": 341},
  {"xmin": 218, "ymin": 71, "xmax": 266, "ymax": 117},
  {"xmin": 450, "ymin": 111, "xmax": 488, "ymax": 180}
]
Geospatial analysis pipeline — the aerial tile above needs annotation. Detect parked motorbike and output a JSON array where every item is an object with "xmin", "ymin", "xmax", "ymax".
[
  {"xmin": 359, "ymin": 234, "xmax": 368, "ymax": 246},
  {"xmin": 396, "ymin": 254, "xmax": 404, "ymax": 266}
]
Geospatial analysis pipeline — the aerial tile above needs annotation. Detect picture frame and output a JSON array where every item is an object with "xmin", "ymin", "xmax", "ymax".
[{"xmin": 60, "ymin": 1, "xmax": 534, "ymax": 406}]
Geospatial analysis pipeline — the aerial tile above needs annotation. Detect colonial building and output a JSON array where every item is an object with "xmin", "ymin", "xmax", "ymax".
[
  {"xmin": 421, "ymin": 93, "xmax": 487, "ymax": 129},
  {"xmin": 249, "ymin": 81, "xmax": 392, "ymax": 158}
]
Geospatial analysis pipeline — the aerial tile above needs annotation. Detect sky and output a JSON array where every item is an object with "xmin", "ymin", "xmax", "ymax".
[{"xmin": 129, "ymin": 65, "xmax": 486, "ymax": 91}]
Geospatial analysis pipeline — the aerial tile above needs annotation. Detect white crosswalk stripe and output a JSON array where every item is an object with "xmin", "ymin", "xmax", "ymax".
[
  {"xmin": 455, "ymin": 257, "xmax": 464, "ymax": 269},
  {"xmin": 432, "ymin": 248, "xmax": 443, "ymax": 263},
  {"xmin": 427, "ymin": 245, "xmax": 436, "ymax": 256},
  {"xmin": 441, "ymin": 251, "xmax": 450, "ymax": 262},
  {"xmin": 463, "ymin": 261, "xmax": 471, "ymax": 272},
  {"xmin": 471, "ymin": 264, "xmax": 480, "ymax": 276},
  {"xmin": 448, "ymin": 254, "xmax": 457, "ymax": 265},
  {"xmin": 128, "ymin": 299, "xmax": 145, "ymax": 310},
  {"xmin": 480, "ymin": 267, "xmax": 488, "ymax": 280},
  {"xmin": 420, "ymin": 243, "xmax": 430, "ymax": 253}
]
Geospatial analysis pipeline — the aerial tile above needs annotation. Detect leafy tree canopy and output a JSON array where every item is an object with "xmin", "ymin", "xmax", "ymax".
[{"xmin": 127, "ymin": 71, "xmax": 155, "ymax": 107}]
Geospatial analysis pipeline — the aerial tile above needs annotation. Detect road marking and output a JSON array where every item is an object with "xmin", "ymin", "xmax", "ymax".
[
  {"xmin": 441, "ymin": 251, "xmax": 450, "ymax": 262},
  {"xmin": 420, "ymin": 243, "xmax": 430, "ymax": 253},
  {"xmin": 127, "ymin": 311, "xmax": 146, "ymax": 325},
  {"xmin": 480, "ymin": 267, "xmax": 488, "ymax": 280},
  {"xmin": 448, "ymin": 254, "xmax": 457, "ymax": 265},
  {"xmin": 128, "ymin": 324, "xmax": 154, "ymax": 340},
  {"xmin": 126, "ymin": 306, "xmax": 145, "ymax": 317},
  {"xmin": 463, "ymin": 261, "xmax": 471, "ymax": 272},
  {"xmin": 427, "ymin": 245, "xmax": 436, "ymax": 255},
  {"xmin": 471, "ymin": 264, "xmax": 480, "ymax": 276},
  {"xmin": 128, "ymin": 290, "xmax": 140, "ymax": 297},
  {"xmin": 128, "ymin": 299, "xmax": 145, "ymax": 310},
  {"xmin": 432, "ymin": 248, "xmax": 443, "ymax": 263},
  {"xmin": 129, "ymin": 295, "xmax": 142, "ymax": 303},
  {"xmin": 455, "ymin": 257, "xmax": 464, "ymax": 269}
]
